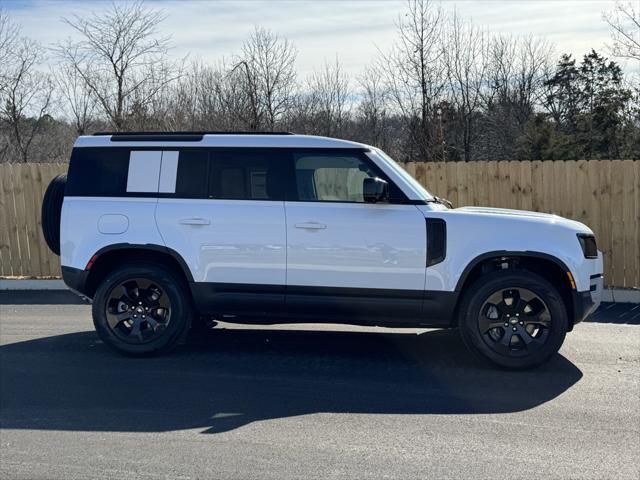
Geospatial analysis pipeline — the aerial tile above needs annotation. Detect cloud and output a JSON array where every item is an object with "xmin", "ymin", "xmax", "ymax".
[{"xmin": 4, "ymin": 0, "xmax": 624, "ymax": 76}]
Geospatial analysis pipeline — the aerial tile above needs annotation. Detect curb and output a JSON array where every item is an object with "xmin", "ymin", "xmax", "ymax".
[
  {"xmin": 601, "ymin": 288, "xmax": 640, "ymax": 304},
  {"xmin": 0, "ymin": 279, "xmax": 66, "ymax": 290},
  {"xmin": 1, "ymin": 279, "xmax": 639, "ymax": 303}
]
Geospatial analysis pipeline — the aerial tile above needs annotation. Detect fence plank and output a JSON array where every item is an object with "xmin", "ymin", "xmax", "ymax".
[
  {"xmin": 20, "ymin": 164, "xmax": 41, "ymax": 276},
  {"xmin": 0, "ymin": 165, "xmax": 14, "ymax": 276},
  {"xmin": 574, "ymin": 161, "xmax": 589, "ymax": 226},
  {"xmin": 7, "ymin": 166, "xmax": 26, "ymax": 275},
  {"xmin": 445, "ymin": 162, "xmax": 458, "ymax": 206},
  {"xmin": 594, "ymin": 161, "xmax": 613, "ymax": 283},
  {"xmin": 635, "ymin": 160, "xmax": 640, "ymax": 288},
  {"xmin": 454, "ymin": 164, "xmax": 471, "ymax": 207},
  {"xmin": 610, "ymin": 161, "xmax": 625, "ymax": 286},
  {"xmin": 620, "ymin": 161, "xmax": 636, "ymax": 288},
  {"xmin": 519, "ymin": 161, "xmax": 533, "ymax": 212}
]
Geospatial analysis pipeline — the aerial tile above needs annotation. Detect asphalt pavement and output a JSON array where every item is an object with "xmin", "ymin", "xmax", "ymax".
[{"xmin": 0, "ymin": 291, "xmax": 638, "ymax": 480}]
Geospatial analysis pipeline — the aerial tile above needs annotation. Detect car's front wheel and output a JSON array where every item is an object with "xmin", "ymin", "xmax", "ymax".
[
  {"xmin": 458, "ymin": 270, "xmax": 568, "ymax": 369},
  {"xmin": 92, "ymin": 263, "xmax": 192, "ymax": 356}
]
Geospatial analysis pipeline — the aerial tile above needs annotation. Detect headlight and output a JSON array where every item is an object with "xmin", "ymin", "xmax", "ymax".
[{"xmin": 577, "ymin": 234, "xmax": 598, "ymax": 258}]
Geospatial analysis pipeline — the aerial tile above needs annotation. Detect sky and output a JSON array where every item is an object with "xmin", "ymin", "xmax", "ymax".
[{"xmin": 2, "ymin": 0, "xmax": 632, "ymax": 76}]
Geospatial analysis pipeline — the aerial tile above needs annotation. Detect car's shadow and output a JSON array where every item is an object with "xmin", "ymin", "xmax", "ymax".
[{"xmin": 0, "ymin": 326, "xmax": 582, "ymax": 434}]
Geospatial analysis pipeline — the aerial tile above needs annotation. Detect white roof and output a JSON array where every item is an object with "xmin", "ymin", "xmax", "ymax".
[{"xmin": 74, "ymin": 134, "xmax": 369, "ymax": 149}]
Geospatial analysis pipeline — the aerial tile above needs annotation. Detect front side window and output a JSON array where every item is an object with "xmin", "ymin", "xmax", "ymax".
[
  {"xmin": 294, "ymin": 152, "xmax": 395, "ymax": 203},
  {"xmin": 294, "ymin": 153, "xmax": 373, "ymax": 202}
]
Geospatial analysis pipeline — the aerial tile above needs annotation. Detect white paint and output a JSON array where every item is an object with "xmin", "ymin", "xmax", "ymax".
[
  {"xmin": 126, "ymin": 151, "xmax": 162, "ymax": 193},
  {"xmin": 97, "ymin": 214, "xmax": 129, "ymax": 235},
  {"xmin": 285, "ymin": 201, "xmax": 426, "ymax": 290},
  {"xmin": 159, "ymin": 151, "xmax": 179, "ymax": 193},
  {"xmin": 417, "ymin": 204, "xmax": 603, "ymax": 295},
  {"xmin": 155, "ymin": 198, "xmax": 286, "ymax": 284},
  {"xmin": 61, "ymin": 197, "xmax": 162, "ymax": 270},
  {"xmin": 75, "ymin": 134, "xmax": 367, "ymax": 150}
]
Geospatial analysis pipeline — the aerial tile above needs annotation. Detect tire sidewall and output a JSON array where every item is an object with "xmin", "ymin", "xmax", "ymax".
[
  {"xmin": 458, "ymin": 271, "xmax": 568, "ymax": 369},
  {"xmin": 41, "ymin": 174, "xmax": 66, "ymax": 256},
  {"xmin": 92, "ymin": 263, "xmax": 192, "ymax": 355}
]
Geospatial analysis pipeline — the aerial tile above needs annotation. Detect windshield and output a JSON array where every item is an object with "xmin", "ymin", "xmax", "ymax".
[{"xmin": 372, "ymin": 148, "xmax": 435, "ymax": 201}]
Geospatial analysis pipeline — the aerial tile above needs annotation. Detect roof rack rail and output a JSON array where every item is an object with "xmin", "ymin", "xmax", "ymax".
[{"xmin": 94, "ymin": 131, "xmax": 294, "ymax": 136}]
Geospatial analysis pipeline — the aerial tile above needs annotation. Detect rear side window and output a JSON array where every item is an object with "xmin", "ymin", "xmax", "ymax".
[
  {"xmin": 208, "ymin": 150, "xmax": 288, "ymax": 201},
  {"xmin": 66, "ymin": 148, "xmax": 130, "ymax": 196}
]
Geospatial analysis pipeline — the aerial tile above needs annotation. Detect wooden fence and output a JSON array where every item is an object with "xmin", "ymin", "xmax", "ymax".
[{"xmin": 0, "ymin": 161, "xmax": 638, "ymax": 288}]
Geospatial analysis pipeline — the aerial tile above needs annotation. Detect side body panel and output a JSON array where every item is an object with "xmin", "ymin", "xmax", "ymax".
[
  {"xmin": 155, "ymin": 198, "xmax": 287, "ymax": 314},
  {"xmin": 284, "ymin": 201, "xmax": 428, "ymax": 320},
  {"xmin": 418, "ymin": 205, "xmax": 603, "ymax": 293},
  {"xmin": 60, "ymin": 197, "xmax": 164, "ymax": 270}
]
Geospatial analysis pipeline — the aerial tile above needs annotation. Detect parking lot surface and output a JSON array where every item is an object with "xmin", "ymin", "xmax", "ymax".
[{"xmin": 1, "ymin": 292, "xmax": 639, "ymax": 480}]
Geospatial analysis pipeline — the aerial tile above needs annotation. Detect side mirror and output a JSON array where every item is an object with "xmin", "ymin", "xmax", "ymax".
[{"xmin": 363, "ymin": 177, "xmax": 389, "ymax": 203}]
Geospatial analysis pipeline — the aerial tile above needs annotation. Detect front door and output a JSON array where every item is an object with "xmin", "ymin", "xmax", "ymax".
[{"xmin": 285, "ymin": 150, "xmax": 427, "ymax": 321}]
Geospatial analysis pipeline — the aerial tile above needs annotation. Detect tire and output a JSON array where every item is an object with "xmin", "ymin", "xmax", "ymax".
[
  {"xmin": 92, "ymin": 262, "xmax": 193, "ymax": 356},
  {"xmin": 457, "ymin": 270, "xmax": 568, "ymax": 370},
  {"xmin": 41, "ymin": 173, "xmax": 67, "ymax": 256}
]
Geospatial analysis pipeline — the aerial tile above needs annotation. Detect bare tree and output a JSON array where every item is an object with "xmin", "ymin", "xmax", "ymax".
[
  {"xmin": 377, "ymin": 0, "xmax": 447, "ymax": 161},
  {"xmin": 0, "ymin": 9, "xmax": 19, "ymax": 90},
  {"xmin": 443, "ymin": 10, "xmax": 489, "ymax": 161},
  {"xmin": 53, "ymin": 63, "xmax": 97, "ymax": 135},
  {"xmin": 481, "ymin": 35, "xmax": 553, "ymax": 159},
  {"xmin": 55, "ymin": 1, "xmax": 180, "ymax": 130},
  {"xmin": 603, "ymin": 1, "xmax": 640, "ymax": 62},
  {"xmin": 0, "ymin": 37, "xmax": 53, "ymax": 163},
  {"xmin": 233, "ymin": 27, "xmax": 297, "ymax": 131},
  {"xmin": 308, "ymin": 57, "xmax": 350, "ymax": 137},
  {"xmin": 356, "ymin": 64, "xmax": 392, "ymax": 150}
]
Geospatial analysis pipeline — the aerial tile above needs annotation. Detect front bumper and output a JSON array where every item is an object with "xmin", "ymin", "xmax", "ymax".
[{"xmin": 572, "ymin": 273, "xmax": 603, "ymax": 326}]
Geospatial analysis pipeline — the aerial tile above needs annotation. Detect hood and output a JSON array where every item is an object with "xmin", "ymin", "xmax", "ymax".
[
  {"xmin": 450, "ymin": 206, "xmax": 592, "ymax": 233},
  {"xmin": 455, "ymin": 206, "xmax": 558, "ymax": 220}
]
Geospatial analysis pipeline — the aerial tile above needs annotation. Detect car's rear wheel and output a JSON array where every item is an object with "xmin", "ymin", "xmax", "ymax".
[
  {"xmin": 458, "ymin": 270, "xmax": 568, "ymax": 369},
  {"xmin": 92, "ymin": 263, "xmax": 192, "ymax": 355}
]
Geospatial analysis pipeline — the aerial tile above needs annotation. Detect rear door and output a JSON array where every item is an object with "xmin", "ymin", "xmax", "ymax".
[
  {"xmin": 284, "ymin": 150, "xmax": 427, "ymax": 322},
  {"xmin": 155, "ymin": 148, "xmax": 289, "ymax": 316}
]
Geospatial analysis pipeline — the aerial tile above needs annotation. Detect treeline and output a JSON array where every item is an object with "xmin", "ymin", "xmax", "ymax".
[{"xmin": 0, "ymin": 0, "xmax": 638, "ymax": 163}]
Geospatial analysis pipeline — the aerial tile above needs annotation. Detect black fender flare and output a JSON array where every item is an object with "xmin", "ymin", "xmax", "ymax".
[
  {"xmin": 454, "ymin": 250, "xmax": 573, "ymax": 292},
  {"xmin": 87, "ymin": 243, "xmax": 195, "ymax": 282}
]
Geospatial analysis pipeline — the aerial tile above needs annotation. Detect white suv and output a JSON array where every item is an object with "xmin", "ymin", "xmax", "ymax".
[{"xmin": 41, "ymin": 132, "xmax": 604, "ymax": 368}]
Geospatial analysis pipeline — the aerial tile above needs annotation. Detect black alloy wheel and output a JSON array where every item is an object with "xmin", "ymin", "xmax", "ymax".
[
  {"xmin": 478, "ymin": 288, "xmax": 551, "ymax": 357},
  {"xmin": 105, "ymin": 278, "xmax": 172, "ymax": 344},
  {"xmin": 92, "ymin": 263, "xmax": 192, "ymax": 355},
  {"xmin": 458, "ymin": 270, "xmax": 568, "ymax": 369}
]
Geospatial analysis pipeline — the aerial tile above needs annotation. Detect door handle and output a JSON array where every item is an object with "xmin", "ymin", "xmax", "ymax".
[
  {"xmin": 295, "ymin": 222, "xmax": 326, "ymax": 230},
  {"xmin": 179, "ymin": 217, "xmax": 210, "ymax": 226}
]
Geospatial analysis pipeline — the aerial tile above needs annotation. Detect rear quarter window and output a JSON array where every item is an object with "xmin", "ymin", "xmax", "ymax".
[{"xmin": 65, "ymin": 148, "xmax": 130, "ymax": 196}]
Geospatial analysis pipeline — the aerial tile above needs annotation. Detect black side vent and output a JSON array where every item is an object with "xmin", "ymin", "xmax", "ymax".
[{"xmin": 426, "ymin": 218, "xmax": 447, "ymax": 267}]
